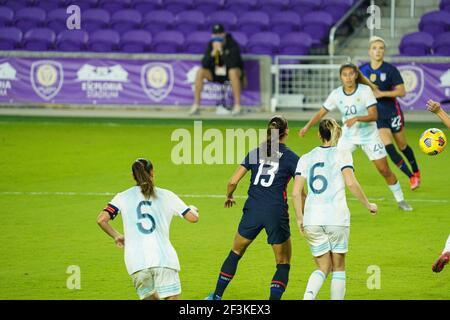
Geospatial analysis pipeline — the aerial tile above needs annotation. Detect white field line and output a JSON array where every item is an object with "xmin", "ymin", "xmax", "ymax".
[{"xmin": 0, "ymin": 191, "xmax": 448, "ymax": 203}]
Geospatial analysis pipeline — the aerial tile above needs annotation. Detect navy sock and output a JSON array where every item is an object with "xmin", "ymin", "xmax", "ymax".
[
  {"xmin": 385, "ymin": 144, "xmax": 413, "ymax": 178},
  {"xmin": 270, "ymin": 264, "xmax": 290, "ymax": 300},
  {"xmin": 213, "ymin": 250, "xmax": 242, "ymax": 299},
  {"xmin": 401, "ymin": 145, "xmax": 419, "ymax": 173}
]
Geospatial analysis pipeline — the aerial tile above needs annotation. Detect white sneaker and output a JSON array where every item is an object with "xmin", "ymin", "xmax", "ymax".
[
  {"xmin": 398, "ymin": 200, "xmax": 413, "ymax": 211},
  {"xmin": 216, "ymin": 105, "xmax": 231, "ymax": 115},
  {"xmin": 189, "ymin": 104, "xmax": 200, "ymax": 116},
  {"xmin": 231, "ymin": 105, "xmax": 242, "ymax": 116}
]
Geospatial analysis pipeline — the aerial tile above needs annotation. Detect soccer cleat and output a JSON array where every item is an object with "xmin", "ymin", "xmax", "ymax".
[
  {"xmin": 432, "ymin": 252, "xmax": 450, "ymax": 273},
  {"xmin": 409, "ymin": 175, "xmax": 420, "ymax": 190},
  {"xmin": 398, "ymin": 200, "xmax": 413, "ymax": 211},
  {"xmin": 204, "ymin": 293, "xmax": 221, "ymax": 300},
  {"xmin": 231, "ymin": 105, "xmax": 242, "ymax": 116}
]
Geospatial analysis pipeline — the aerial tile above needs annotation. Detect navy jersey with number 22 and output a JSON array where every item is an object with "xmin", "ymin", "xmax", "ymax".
[{"xmin": 241, "ymin": 143, "xmax": 300, "ymax": 212}]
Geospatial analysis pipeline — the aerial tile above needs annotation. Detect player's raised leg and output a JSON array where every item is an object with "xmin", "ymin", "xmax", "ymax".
[
  {"xmin": 393, "ymin": 129, "xmax": 421, "ymax": 187},
  {"xmin": 371, "ymin": 157, "xmax": 412, "ymax": 211},
  {"xmin": 379, "ymin": 128, "xmax": 418, "ymax": 190},
  {"xmin": 206, "ymin": 232, "xmax": 252, "ymax": 300},
  {"xmin": 432, "ymin": 235, "xmax": 450, "ymax": 273},
  {"xmin": 270, "ymin": 238, "xmax": 292, "ymax": 300}
]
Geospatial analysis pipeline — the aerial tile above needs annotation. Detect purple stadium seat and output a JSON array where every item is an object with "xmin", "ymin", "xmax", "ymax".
[
  {"xmin": 321, "ymin": 0, "xmax": 353, "ymax": 22},
  {"xmin": 279, "ymin": 32, "xmax": 312, "ymax": 55},
  {"xmin": 238, "ymin": 11, "xmax": 270, "ymax": 37},
  {"xmin": 120, "ymin": 29, "xmax": 152, "ymax": 52},
  {"xmin": 300, "ymin": 11, "xmax": 333, "ymax": 45},
  {"xmin": 433, "ymin": 32, "xmax": 450, "ymax": 56},
  {"xmin": 64, "ymin": 0, "xmax": 99, "ymax": 11},
  {"xmin": 225, "ymin": 0, "xmax": 258, "ymax": 15},
  {"xmin": 0, "ymin": 6, "xmax": 13, "ymax": 27},
  {"xmin": 35, "ymin": 0, "xmax": 63, "ymax": 11},
  {"xmin": 194, "ymin": 0, "xmax": 222, "ymax": 15},
  {"xmin": 290, "ymin": 0, "xmax": 322, "ymax": 17},
  {"xmin": 164, "ymin": 0, "xmax": 192, "ymax": 14},
  {"xmin": 132, "ymin": 0, "xmax": 161, "ymax": 12},
  {"xmin": 270, "ymin": 11, "xmax": 301, "ymax": 34},
  {"xmin": 111, "ymin": 9, "xmax": 142, "ymax": 35},
  {"xmin": 231, "ymin": 31, "xmax": 248, "ymax": 52},
  {"xmin": 175, "ymin": 10, "xmax": 205, "ymax": 35},
  {"xmin": 88, "ymin": 29, "xmax": 120, "ymax": 52},
  {"xmin": 247, "ymin": 31, "xmax": 280, "ymax": 55},
  {"xmin": 419, "ymin": 10, "xmax": 450, "ymax": 36},
  {"xmin": 15, "ymin": 7, "xmax": 46, "ymax": 32},
  {"xmin": 258, "ymin": 0, "xmax": 289, "ymax": 14},
  {"xmin": 142, "ymin": 10, "xmax": 174, "ymax": 34},
  {"xmin": 0, "ymin": 27, "xmax": 22, "ymax": 49},
  {"xmin": 399, "ymin": 32, "xmax": 434, "ymax": 56},
  {"xmin": 47, "ymin": 8, "xmax": 68, "ymax": 33},
  {"xmin": 440, "ymin": 0, "xmax": 450, "ymax": 11},
  {"xmin": 152, "ymin": 30, "xmax": 184, "ymax": 53},
  {"xmin": 23, "ymin": 28, "xmax": 55, "ymax": 50},
  {"xmin": 185, "ymin": 31, "xmax": 210, "ymax": 53},
  {"xmin": 3, "ymin": 0, "xmax": 32, "ymax": 11},
  {"xmin": 206, "ymin": 10, "xmax": 237, "ymax": 31},
  {"xmin": 82, "ymin": 9, "xmax": 110, "ymax": 32},
  {"xmin": 56, "ymin": 29, "xmax": 88, "ymax": 51},
  {"xmin": 99, "ymin": 0, "xmax": 131, "ymax": 14}
]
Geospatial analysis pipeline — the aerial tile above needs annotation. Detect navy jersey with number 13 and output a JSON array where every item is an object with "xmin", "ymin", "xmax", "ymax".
[{"xmin": 241, "ymin": 143, "xmax": 300, "ymax": 212}]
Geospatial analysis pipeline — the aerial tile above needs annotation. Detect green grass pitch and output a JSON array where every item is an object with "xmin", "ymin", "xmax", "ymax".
[{"xmin": 0, "ymin": 115, "xmax": 449, "ymax": 300}]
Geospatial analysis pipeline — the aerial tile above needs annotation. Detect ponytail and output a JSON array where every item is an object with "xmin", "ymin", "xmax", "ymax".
[
  {"xmin": 265, "ymin": 115, "xmax": 288, "ymax": 157},
  {"xmin": 132, "ymin": 158, "xmax": 155, "ymax": 199},
  {"xmin": 319, "ymin": 119, "xmax": 342, "ymax": 146}
]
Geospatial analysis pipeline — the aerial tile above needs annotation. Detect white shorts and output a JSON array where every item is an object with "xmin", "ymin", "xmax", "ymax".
[
  {"xmin": 338, "ymin": 137, "xmax": 387, "ymax": 161},
  {"xmin": 304, "ymin": 226, "xmax": 350, "ymax": 257},
  {"xmin": 131, "ymin": 267, "xmax": 181, "ymax": 300}
]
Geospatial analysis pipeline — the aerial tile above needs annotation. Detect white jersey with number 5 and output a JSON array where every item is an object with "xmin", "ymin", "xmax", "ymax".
[
  {"xmin": 107, "ymin": 186, "xmax": 190, "ymax": 275},
  {"xmin": 295, "ymin": 146, "xmax": 354, "ymax": 227},
  {"xmin": 323, "ymin": 84, "xmax": 378, "ymax": 145}
]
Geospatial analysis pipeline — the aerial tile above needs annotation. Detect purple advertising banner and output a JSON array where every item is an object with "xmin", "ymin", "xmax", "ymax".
[
  {"xmin": 0, "ymin": 57, "xmax": 261, "ymax": 106},
  {"xmin": 392, "ymin": 62, "xmax": 450, "ymax": 110}
]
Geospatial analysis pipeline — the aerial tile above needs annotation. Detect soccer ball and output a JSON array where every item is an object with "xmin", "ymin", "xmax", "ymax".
[{"xmin": 419, "ymin": 128, "xmax": 447, "ymax": 155}]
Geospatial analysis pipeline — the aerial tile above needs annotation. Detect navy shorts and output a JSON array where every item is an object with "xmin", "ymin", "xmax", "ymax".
[
  {"xmin": 237, "ymin": 207, "xmax": 290, "ymax": 245},
  {"xmin": 377, "ymin": 107, "xmax": 405, "ymax": 133}
]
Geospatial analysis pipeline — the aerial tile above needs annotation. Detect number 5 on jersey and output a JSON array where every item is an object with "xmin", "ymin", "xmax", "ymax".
[{"xmin": 136, "ymin": 200, "xmax": 156, "ymax": 234}]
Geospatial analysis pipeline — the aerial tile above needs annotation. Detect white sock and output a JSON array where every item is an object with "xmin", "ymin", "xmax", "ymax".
[
  {"xmin": 388, "ymin": 181, "xmax": 404, "ymax": 202},
  {"xmin": 444, "ymin": 234, "xmax": 450, "ymax": 254},
  {"xmin": 303, "ymin": 270, "xmax": 326, "ymax": 300},
  {"xmin": 330, "ymin": 271, "xmax": 346, "ymax": 300}
]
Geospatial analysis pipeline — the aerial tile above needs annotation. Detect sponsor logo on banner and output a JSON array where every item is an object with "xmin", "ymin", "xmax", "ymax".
[
  {"xmin": 141, "ymin": 63, "xmax": 174, "ymax": 102},
  {"xmin": 397, "ymin": 65, "xmax": 424, "ymax": 107},
  {"xmin": 0, "ymin": 62, "xmax": 17, "ymax": 97},
  {"xmin": 76, "ymin": 64, "xmax": 128, "ymax": 99},
  {"xmin": 185, "ymin": 65, "xmax": 231, "ymax": 100},
  {"xmin": 30, "ymin": 60, "xmax": 63, "ymax": 101}
]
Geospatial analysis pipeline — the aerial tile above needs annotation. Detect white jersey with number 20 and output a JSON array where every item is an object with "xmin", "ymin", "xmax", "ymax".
[{"xmin": 108, "ymin": 186, "xmax": 190, "ymax": 275}]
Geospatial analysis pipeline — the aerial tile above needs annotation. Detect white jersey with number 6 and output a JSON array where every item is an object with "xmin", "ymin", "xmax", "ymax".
[
  {"xmin": 323, "ymin": 84, "xmax": 378, "ymax": 145},
  {"xmin": 295, "ymin": 146, "xmax": 354, "ymax": 227},
  {"xmin": 108, "ymin": 186, "xmax": 190, "ymax": 275}
]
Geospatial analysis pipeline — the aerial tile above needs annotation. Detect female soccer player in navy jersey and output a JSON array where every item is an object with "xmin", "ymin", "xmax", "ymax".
[
  {"xmin": 206, "ymin": 116, "xmax": 301, "ymax": 300},
  {"xmin": 359, "ymin": 36, "xmax": 421, "ymax": 190}
]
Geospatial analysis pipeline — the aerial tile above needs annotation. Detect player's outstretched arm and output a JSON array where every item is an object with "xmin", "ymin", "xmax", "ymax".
[
  {"xmin": 374, "ymin": 84, "xmax": 406, "ymax": 99},
  {"xmin": 292, "ymin": 175, "xmax": 306, "ymax": 233},
  {"xmin": 96, "ymin": 211, "xmax": 125, "ymax": 248},
  {"xmin": 225, "ymin": 165, "xmax": 248, "ymax": 208},
  {"xmin": 427, "ymin": 99, "xmax": 450, "ymax": 129},
  {"xmin": 342, "ymin": 168, "xmax": 377, "ymax": 215},
  {"xmin": 184, "ymin": 206, "xmax": 200, "ymax": 223},
  {"xmin": 299, "ymin": 107, "xmax": 329, "ymax": 137}
]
